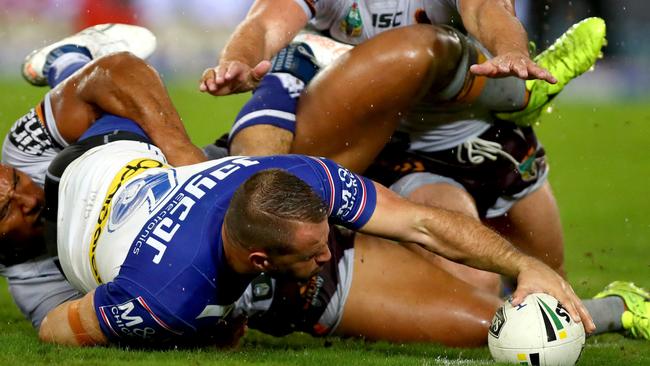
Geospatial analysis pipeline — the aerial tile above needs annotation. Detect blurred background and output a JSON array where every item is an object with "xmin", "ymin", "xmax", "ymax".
[{"xmin": 0, "ymin": 0, "xmax": 648, "ymax": 101}]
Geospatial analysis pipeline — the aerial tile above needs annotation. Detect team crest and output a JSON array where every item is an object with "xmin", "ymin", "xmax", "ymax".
[
  {"xmin": 108, "ymin": 170, "xmax": 177, "ymax": 232},
  {"xmin": 340, "ymin": 1, "xmax": 363, "ymax": 37}
]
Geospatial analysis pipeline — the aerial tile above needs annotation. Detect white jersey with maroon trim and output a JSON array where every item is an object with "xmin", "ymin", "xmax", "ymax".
[
  {"xmin": 2, "ymin": 93, "xmax": 69, "ymax": 187},
  {"xmin": 294, "ymin": 0, "xmax": 462, "ymax": 45}
]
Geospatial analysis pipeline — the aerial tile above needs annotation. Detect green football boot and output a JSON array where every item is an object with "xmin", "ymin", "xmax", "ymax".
[
  {"xmin": 498, "ymin": 17, "xmax": 607, "ymax": 126},
  {"xmin": 594, "ymin": 281, "xmax": 650, "ymax": 339}
]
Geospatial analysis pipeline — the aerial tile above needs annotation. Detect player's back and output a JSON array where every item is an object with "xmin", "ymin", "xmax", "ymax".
[
  {"xmin": 56, "ymin": 142, "xmax": 377, "ymax": 343},
  {"xmin": 56, "ymin": 140, "xmax": 262, "ymax": 292}
]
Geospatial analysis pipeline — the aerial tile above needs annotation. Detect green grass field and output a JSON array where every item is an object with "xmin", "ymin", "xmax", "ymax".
[{"xmin": 0, "ymin": 78, "xmax": 648, "ymax": 365}]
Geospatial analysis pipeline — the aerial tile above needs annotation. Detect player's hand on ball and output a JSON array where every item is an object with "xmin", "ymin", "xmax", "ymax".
[
  {"xmin": 199, "ymin": 60, "xmax": 271, "ymax": 96},
  {"xmin": 511, "ymin": 257, "xmax": 596, "ymax": 334},
  {"xmin": 470, "ymin": 51, "xmax": 557, "ymax": 83}
]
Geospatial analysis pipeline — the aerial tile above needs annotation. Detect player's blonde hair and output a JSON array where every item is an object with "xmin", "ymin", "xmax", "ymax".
[{"xmin": 224, "ymin": 169, "xmax": 327, "ymax": 255}]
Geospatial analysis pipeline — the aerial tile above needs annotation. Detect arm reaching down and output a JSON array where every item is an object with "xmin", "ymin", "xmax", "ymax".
[
  {"xmin": 49, "ymin": 52, "xmax": 206, "ymax": 166},
  {"xmin": 458, "ymin": 0, "xmax": 556, "ymax": 83},
  {"xmin": 360, "ymin": 183, "xmax": 594, "ymax": 333},
  {"xmin": 199, "ymin": 0, "xmax": 309, "ymax": 95}
]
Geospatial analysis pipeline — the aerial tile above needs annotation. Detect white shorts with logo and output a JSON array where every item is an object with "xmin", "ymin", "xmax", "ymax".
[{"xmin": 56, "ymin": 140, "xmax": 166, "ymax": 293}]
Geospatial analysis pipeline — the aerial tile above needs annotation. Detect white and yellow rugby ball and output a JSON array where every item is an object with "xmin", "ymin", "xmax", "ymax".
[{"xmin": 488, "ymin": 293, "xmax": 585, "ymax": 366}]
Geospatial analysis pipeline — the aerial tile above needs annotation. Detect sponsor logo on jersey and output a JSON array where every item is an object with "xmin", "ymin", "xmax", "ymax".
[
  {"xmin": 336, "ymin": 167, "xmax": 367, "ymax": 223},
  {"xmin": 89, "ymin": 159, "xmax": 166, "ymax": 284},
  {"xmin": 309, "ymin": 157, "xmax": 368, "ymax": 224},
  {"xmin": 132, "ymin": 157, "xmax": 260, "ymax": 265},
  {"xmin": 98, "ymin": 296, "xmax": 182, "ymax": 339},
  {"xmin": 300, "ymin": 274, "xmax": 325, "ymax": 309},
  {"xmin": 371, "ymin": 12, "xmax": 403, "ymax": 28},
  {"xmin": 340, "ymin": 1, "xmax": 363, "ymax": 37},
  {"xmin": 7, "ymin": 108, "xmax": 55, "ymax": 157},
  {"xmin": 518, "ymin": 147, "xmax": 542, "ymax": 182}
]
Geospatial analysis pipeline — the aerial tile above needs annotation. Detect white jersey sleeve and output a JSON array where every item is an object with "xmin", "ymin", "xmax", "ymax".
[
  {"xmin": 292, "ymin": 0, "xmax": 333, "ymax": 19},
  {"xmin": 300, "ymin": 0, "xmax": 462, "ymax": 46},
  {"xmin": 1, "ymin": 92, "xmax": 69, "ymax": 186}
]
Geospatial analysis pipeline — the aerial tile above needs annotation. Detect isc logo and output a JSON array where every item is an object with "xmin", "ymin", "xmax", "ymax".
[{"xmin": 372, "ymin": 12, "xmax": 403, "ymax": 28}]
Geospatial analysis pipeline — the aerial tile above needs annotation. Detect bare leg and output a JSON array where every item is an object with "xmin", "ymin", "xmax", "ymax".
[
  {"xmin": 292, "ymin": 24, "xmax": 462, "ymax": 172},
  {"xmin": 484, "ymin": 181, "xmax": 565, "ymax": 277},
  {"xmin": 336, "ymin": 234, "xmax": 501, "ymax": 347},
  {"xmin": 402, "ymin": 183, "xmax": 502, "ymax": 295},
  {"xmin": 230, "ymin": 125, "xmax": 294, "ymax": 156},
  {"xmin": 231, "ymin": 25, "xmax": 528, "ymax": 167}
]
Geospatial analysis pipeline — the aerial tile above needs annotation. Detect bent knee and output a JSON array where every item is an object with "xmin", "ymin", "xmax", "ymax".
[
  {"xmin": 95, "ymin": 51, "xmax": 159, "ymax": 80},
  {"xmin": 384, "ymin": 24, "xmax": 462, "ymax": 64}
]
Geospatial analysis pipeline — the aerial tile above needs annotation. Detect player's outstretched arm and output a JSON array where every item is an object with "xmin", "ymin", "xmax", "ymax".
[
  {"xmin": 458, "ymin": 0, "xmax": 556, "ymax": 83},
  {"xmin": 39, "ymin": 290, "xmax": 108, "ymax": 346},
  {"xmin": 360, "ymin": 183, "xmax": 595, "ymax": 333},
  {"xmin": 199, "ymin": 0, "xmax": 308, "ymax": 96},
  {"xmin": 50, "ymin": 52, "xmax": 205, "ymax": 166}
]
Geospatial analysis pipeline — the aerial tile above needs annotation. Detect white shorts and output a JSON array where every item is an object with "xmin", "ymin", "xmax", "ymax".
[{"xmin": 57, "ymin": 140, "xmax": 166, "ymax": 292}]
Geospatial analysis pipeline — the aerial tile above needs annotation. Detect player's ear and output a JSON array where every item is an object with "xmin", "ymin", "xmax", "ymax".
[{"xmin": 248, "ymin": 251, "xmax": 270, "ymax": 272}]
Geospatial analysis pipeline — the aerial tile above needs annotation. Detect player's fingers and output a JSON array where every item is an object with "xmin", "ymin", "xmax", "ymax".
[
  {"xmin": 496, "ymin": 59, "xmax": 512, "ymax": 75},
  {"xmin": 512, "ymin": 60, "xmax": 529, "ymax": 79},
  {"xmin": 526, "ymin": 62, "xmax": 557, "ymax": 83},
  {"xmin": 470, "ymin": 62, "xmax": 496, "ymax": 76},
  {"xmin": 225, "ymin": 62, "xmax": 245, "ymax": 81},
  {"xmin": 575, "ymin": 299, "xmax": 596, "ymax": 333},
  {"xmin": 510, "ymin": 286, "xmax": 532, "ymax": 306},
  {"xmin": 215, "ymin": 65, "xmax": 228, "ymax": 84},
  {"xmin": 558, "ymin": 294, "xmax": 582, "ymax": 323},
  {"xmin": 252, "ymin": 60, "xmax": 272, "ymax": 80},
  {"xmin": 553, "ymin": 283, "xmax": 591, "ymax": 329},
  {"xmin": 199, "ymin": 68, "xmax": 217, "ymax": 92}
]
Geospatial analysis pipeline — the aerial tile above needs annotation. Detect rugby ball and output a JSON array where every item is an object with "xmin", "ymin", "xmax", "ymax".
[{"xmin": 488, "ymin": 293, "xmax": 585, "ymax": 366}]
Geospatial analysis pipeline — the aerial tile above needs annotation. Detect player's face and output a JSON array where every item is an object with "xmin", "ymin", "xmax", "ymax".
[
  {"xmin": 0, "ymin": 165, "xmax": 46, "ymax": 252},
  {"xmin": 265, "ymin": 219, "xmax": 332, "ymax": 281}
]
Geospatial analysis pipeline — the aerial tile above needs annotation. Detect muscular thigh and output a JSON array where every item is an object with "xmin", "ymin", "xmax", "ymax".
[
  {"xmin": 337, "ymin": 234, "xmax": 500, "ymax": 346},
  {"xmin": 292, "ymin": 25, "xmax": 461, "ymax": 173},
  {"xmin": 484, "ymin": 181, "xmax": 565, "ymax": 276}
]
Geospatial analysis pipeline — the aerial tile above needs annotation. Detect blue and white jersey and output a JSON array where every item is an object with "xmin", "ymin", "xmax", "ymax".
[
  {"xmin": 56, "ymin": 141, "xmax": 376, "ymax": 344},
  {"xmin": 294, "ymin": 0, "xmax": 461, "ymax": 45}
]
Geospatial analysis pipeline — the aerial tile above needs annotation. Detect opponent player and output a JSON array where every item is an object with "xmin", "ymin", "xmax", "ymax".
[
  {"xmin": 6, "ymin": 27, "xmax": 646, "ymax": 347},
  {"xmin": 203, "ymin": 18, "xmax": 605, "ymax": 295},
  {"xmin": 1, "ymin": 23, "xmax": 206, "ymax": 328},
  {"xmin": 2, "ymin": 26, "xmax": 584, "ymax": 348},
  {"xmin": 36, "ymin": 97, "xmax": 591, "ymax": 347},
  {"xmin": 200, "ymin": 0, "xmax": 557, "ymax": 96},
  {"xmin": 198, "ymin": 1, "xmax": 607, "ymax": 294}
]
